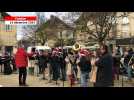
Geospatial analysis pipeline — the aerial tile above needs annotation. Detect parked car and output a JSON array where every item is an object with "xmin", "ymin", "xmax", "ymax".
[{"xmin": 27, "ymin": 46, "xmax": 51, "ymax": 54}]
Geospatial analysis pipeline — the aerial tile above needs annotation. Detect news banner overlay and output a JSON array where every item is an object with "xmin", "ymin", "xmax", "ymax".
[{"xmin": 4, "ymin": 16, "xmax": 37, "ymax": 25}]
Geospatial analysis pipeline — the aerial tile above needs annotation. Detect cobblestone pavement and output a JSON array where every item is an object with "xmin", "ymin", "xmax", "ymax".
[{"xmin": 0, "ymin": 72, "xmax": 134, "ymax": 87}]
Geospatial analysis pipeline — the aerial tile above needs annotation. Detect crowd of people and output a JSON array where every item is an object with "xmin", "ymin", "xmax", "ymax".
[{"xmin": 0, "ymin": 44, "xmax": 134, "ymax": 87}]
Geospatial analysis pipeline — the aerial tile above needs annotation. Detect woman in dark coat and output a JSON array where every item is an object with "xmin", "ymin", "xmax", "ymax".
[{"xmin": 95, "ymin": 45, "xmax": 113, "ymax": 87}]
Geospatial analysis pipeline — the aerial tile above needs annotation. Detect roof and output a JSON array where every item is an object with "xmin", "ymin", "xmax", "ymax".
[{"xmin": 37, "ymin": 15, "xmax": 74, "ymax": 33}]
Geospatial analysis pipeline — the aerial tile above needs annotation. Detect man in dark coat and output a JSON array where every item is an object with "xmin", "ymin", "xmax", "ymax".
[
  {"xmin": 95, "ymin": 45, "xmax": 113, "ymax": 87},
  {"xmin": 58, "ymin": 48, "xmax": 67, "ymax": 81},
  {"xmin": 38, "ymin": 50, "xmax": 48, "ymax": 80},
  {"xmin": 51, "ymin": 48, "xmax": 60, "ymax": 82}
]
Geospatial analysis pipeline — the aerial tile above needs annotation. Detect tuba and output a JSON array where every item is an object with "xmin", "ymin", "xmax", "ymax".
[{"xmin": 73, "ymin": 43, "xmax": 81, "ymax": 51}]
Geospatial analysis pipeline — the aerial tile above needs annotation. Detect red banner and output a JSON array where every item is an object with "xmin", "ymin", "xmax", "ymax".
[{"xmin": 4, "ymin": 16, "xmax": 37, "ymax": 21}]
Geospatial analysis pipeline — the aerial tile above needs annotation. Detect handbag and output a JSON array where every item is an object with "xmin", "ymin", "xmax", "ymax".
[{"xmin": 90, "ymin": 65, "xmax": 98, "ymax": 83}]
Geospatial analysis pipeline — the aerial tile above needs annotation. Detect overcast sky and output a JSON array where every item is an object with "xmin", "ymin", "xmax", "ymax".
[{"xmin": 6, "ymin": 12, "xmax": 61, "ymax": 40}]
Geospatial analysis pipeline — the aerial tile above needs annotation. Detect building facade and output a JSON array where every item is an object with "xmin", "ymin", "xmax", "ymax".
[
  {"xmin": 0, "ymin": 12, "xmax": 17, "ymax": 55},
  {"xmin": 115, "ymin": 12, "xmax": 134, "ymax": 48}
]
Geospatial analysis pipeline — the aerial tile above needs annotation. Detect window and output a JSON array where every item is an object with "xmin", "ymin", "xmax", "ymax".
[
  {"xmin": 122, "ymin": 16, "xmax": 129, "ymax": 25},
  {"xmin": 5, "ymin": 25, "xmax": 12, "ymax": 32},
  {"xmin": 122, "ymin": 25, "xmax": 130, "ymax": 38},
  {"xmin": 7, "ymin": 25, "xmax": 10, "ymax": 31},
  {"xmin": 122, "ymin": 25, "xmax": 129, "ymax": 32}
]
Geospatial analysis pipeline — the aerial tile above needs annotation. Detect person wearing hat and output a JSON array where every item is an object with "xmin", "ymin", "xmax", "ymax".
[
  {"xmin": 66, "ymin": 51, "xmax": 76, "ymax": 86},
  {"xmin": 51, "ymin": 48, "xmax": 60, "ymax": 84},
  {"xmin": 68, "ymin": 51, "xmax": 79, "ymax": 83},
  {"xmin": 78, "ymin": 49, "xmax": 91, "ymax": 87}
]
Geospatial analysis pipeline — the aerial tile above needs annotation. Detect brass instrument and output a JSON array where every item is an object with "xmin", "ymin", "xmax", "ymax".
[{"xmin": 73, "ymin": 43, "xmax": 81, "ymax": 51}]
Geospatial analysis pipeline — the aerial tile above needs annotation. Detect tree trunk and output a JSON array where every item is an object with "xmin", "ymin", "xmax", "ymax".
[{"xmin": 98, "ymin": 40, "xmax": 105, "ymax": 47}]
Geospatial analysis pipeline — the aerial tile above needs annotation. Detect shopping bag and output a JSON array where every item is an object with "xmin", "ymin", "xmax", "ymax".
[{"xmin": 90, "ymin": 66, "xmax": 97, "ymax": 83}]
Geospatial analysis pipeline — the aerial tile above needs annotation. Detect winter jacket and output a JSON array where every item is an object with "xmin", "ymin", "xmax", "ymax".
[
  {"xmin": 113, "ymin": 54, "xmax": 121, "ymax": 68},
  {"xmin": 78, "ymin": 56, "xmax": 91, "ymax": 73},
  {"xmin": 38, "ymin": 54, "xmax": 48, "ymax": 68},
  {"xmin": 95, "ymin": 53, "xmax": 113, "ymax": 87},
  {"xmin": 15, "ymin": 48, "xmax": 28, "ymax": 68}
]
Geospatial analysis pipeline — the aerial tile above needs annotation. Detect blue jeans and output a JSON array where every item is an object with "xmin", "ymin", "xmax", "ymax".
[
  {"xmin": 80, "ymin": 72, "xmax": 89, "ymax": 87},
  {"xmin": 124, "ymin": 64, "xmax": 132, "ymax": 80}
]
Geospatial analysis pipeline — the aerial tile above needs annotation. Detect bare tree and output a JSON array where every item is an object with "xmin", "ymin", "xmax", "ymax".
[
  {"xmin": 74, "ymin": 12, "xmax": 118, "ymax": 45},
  {"xmin": 22, "ymin": 12, "xmax": 46, "ymax": 45},
  {"xmin": 55, "ymin": 12, "xmax": 81, "ymax": 44}
]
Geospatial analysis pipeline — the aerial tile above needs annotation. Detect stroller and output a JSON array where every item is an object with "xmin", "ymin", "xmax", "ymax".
[{"xmin": 1, "ymin": 54, "xmax": 12, "ymax": 75}]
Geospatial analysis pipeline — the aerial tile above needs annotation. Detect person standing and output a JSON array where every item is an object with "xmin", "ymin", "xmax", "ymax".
[
  {"xmin": 90, "ymin": 50, "xmax": 99, "ymax": 86},
  {"xmin": 47, "ymin": 51, "xmax": 53, "ymax": 83},
  {"xmin": 66, "ymin": 52, "xmax": 76, "ymax": 87},
  {"xmin": 94, "ymin": 45, "xmax": 113, "ymax": 87},
  {"xmin": 58, "ymin": 48, "xmax": 67, "ymax": 81},
  {"xmin": 12, "ymin": 46, "xmax": 17, "ymax": 72},
  {"xmin": 51, "ymin": 48, "xmax": 60, "ymax": 84},
  {"xmin": 15, "ymin": 46, "xmax": 29, "ymax": 86},
  {"xmin": 68, "ymin": 51, "xmax": 78, "ymax": 82},
  {"xmin": 34, "ymin": 50, "xmax": 39, "ymax": 76},
  {"xmin": 11, "ymin": 56, "xmax": 17, "ymax": 72},
  {"xmin": 74, "ymin": 51, "xmax": 79, "ymax": 80},
  {"xmin": 123, "ymin": 48, "xmax": 133, "ymax": 81},
  {"xmin": 78, "ymin": 49, "xmax": 91, "ymax": 87},
  {"xmin": 3, "ymin": 52, "xmax": 12, "ymax": 75},
  {"xmin": 112, "ymin": 48, "xmax": 121, "ymax": 81},
  {"xmin": 38, "ymin": 50, "xmax": 48, "ymax": 80}
]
